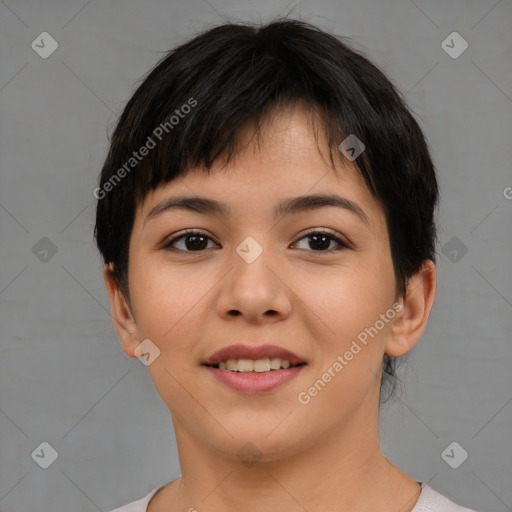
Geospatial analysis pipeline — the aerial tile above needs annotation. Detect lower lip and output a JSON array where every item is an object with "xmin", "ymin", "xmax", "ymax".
[{"xmin": 204, "ymin": 365, "xmax": 306, "ymax": 393}]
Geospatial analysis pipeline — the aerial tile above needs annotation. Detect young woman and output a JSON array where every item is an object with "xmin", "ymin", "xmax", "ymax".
[{"xmin": 95, "ymin": 18, "xmax": 479, "ymax": 512}]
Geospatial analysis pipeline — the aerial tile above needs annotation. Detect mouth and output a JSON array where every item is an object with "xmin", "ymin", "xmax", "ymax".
[
  {"xmin": 201, "ymin": 344, "xmax": 307, "ymax": 393},
  {"xmin": 206, "ymin": 358, "xmax": 306, "ymax": 372},
  {"xmin": 202, "ymin": 344, "xmax": 307, "ymax": 370}
]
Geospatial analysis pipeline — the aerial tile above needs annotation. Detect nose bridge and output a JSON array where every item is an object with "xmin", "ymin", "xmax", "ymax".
[
  {"xmin": 231, "ymin": 234, "xmax": 278, "ymax": 293},
  {"xmin": 235, "ymin": 235, "xmax": 267, "ymax": 266}
]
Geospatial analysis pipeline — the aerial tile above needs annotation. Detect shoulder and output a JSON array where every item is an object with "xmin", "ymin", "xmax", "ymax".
[
  {"xmin": 412, "ymin": 484, "xmax": 480, "ymax": 512},
  {"xmin": 107, "ymin": 487, "xmax": 161, "ymax": 512}
]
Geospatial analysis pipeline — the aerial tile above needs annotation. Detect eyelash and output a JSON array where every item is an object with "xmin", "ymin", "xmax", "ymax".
[{"xmin": 162, "ymin": 228, "xmax": 350, "ymax": 254}]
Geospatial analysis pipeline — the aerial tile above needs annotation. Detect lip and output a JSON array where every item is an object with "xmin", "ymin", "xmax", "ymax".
[
  {"xmin": 204, "ymin": 365, "xmax": 306, "ymax": 393},
  {"xmin": 202, "ymin": 344, "xmax": 307, "ymax": 394},
  {"xmin": 202, "ymin": 344, "xmax": 306, "ymax": 366}
]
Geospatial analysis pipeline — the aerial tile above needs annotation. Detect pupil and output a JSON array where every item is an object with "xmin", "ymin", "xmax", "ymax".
[
  {"xmin": 186, "ymin": 235, "xmax": 207, "ymax": 250},
  {"xmin": 310, "ymin": 234, "xmax": 330, "ymax": 250}
]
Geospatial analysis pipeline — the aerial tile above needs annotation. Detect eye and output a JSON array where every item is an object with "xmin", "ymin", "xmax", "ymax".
[
  {"xmin": 162, "ymin": 228, "xmax": 350, "ymax": 253},
  {"xmin": 292, "ymin": 228, "xmax": 350, "ymax": 252},
  {"xmin": 163, "ymin": 230, "xmax": 219, "ymax": 252}
]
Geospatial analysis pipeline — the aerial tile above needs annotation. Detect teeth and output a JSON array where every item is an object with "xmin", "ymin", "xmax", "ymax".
[
  {"xmin": 269, "ymin": 357, "xmax": 281, "ymax": 370},
  {"xmin": 238, "ymin": 359, "xmax": 254, "ymax": 372},
  {"xmin": 216, "ymin": 358, "xmax": 295, "ymax": 372}
]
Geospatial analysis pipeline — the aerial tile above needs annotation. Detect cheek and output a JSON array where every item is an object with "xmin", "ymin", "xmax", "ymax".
[
  {"xmin": 297, "ymin": 276, "xmax": 394, "ymax": 418},
  {"xmin": 295, "ymin": 260, "xmax": 396, "ymax": 404},
  {"xmin": 129, "ymin": 256, "xmax": 205, "ymax": 339},
  {"xmin": 299, "ymin": 260, "xmax": 393, "ymax": 336},
  {"xmin": 128, "ymin": 262, "xmax": 206, "ymax": 411}
]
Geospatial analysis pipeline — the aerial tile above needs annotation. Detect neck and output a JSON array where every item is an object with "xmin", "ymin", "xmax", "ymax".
[{"xmin": 150, "ymin": 410, "xmax": 421, "ymax": 512}]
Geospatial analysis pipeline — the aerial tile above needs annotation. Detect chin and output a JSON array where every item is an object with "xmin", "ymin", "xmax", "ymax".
[{"xmin": 205, "ymin": 426, "xmax": 308, "ymax": 463}]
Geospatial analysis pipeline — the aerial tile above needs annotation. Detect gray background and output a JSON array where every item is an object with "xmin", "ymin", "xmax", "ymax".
[{"xmin": 0, "ymin": 0, "xmax": 511, "ymax": 511}]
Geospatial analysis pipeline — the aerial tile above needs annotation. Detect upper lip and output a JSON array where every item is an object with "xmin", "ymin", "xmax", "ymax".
[{"xmin": 202, "ymin": 344, "xmax": 306, "ymax": 366}]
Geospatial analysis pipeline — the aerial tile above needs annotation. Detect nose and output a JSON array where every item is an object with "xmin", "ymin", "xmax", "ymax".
[{"xmin": 215, "ymin": 236, "xmax": 293, "ymax": 323}]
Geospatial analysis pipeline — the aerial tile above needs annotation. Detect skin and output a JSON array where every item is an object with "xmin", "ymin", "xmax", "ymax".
[{"xmin": 104, "ymin": 104, "xmax": 436, "ymax": 512}]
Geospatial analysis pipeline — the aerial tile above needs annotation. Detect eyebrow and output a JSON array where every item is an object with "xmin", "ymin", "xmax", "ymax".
[{"xmin": 145, "ymin": 193, "xmax": 370, "ymax": 226}]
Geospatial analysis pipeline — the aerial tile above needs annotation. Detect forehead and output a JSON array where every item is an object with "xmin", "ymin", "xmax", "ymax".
[{"xmin": 136, "ymin": 105, "xmax": 384, "ymax": 234}]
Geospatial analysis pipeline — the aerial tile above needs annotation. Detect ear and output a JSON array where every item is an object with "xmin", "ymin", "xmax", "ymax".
[
  {"xmin": 385, "ymin": 260, "xmax": 437, "ymax": 357},
  {"xmin": 103, "ymin": 264, "xmax": 140, "ymax": 358}
]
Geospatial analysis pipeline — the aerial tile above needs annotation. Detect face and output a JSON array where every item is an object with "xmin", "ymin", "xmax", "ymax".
[{"xmin": 110, "ymin": 105, "xmax": 420, "ymax": 462}]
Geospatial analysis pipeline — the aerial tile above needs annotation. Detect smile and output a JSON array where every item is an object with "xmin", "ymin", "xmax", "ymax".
[
  {"xmin": 209, "ymin": 357, "xmax": 305, "ymax": 372},
  {"xmin": 204, "ymin": 362, "xmax": 307, "ymax": 393}
]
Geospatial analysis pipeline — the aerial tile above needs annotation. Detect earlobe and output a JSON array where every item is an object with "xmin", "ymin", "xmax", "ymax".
[
  {"xmin": 385, "ymin": 260, "xmax": 437, "ymax": 357},
  {"xmin": 103, "ymin": 264, "xmax": 140, "ymax": 358}
]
